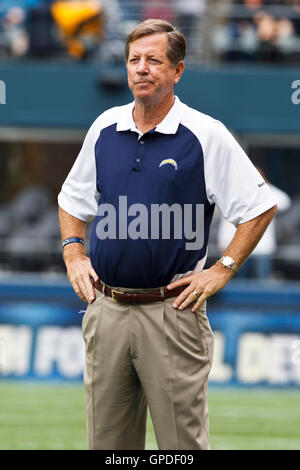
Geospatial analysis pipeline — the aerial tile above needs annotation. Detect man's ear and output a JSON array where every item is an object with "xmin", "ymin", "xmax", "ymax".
[{"xmin": 175, "ymin": 60, "xmax": 185, "ymax": 84}]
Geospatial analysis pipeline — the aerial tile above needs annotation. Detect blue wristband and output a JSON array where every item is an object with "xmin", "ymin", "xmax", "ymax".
[{"xmin": 62, "ymin": 237, "xmax": 85, "ymax": 248}]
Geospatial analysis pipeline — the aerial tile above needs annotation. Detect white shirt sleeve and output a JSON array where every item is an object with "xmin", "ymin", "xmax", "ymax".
[
  {"xmin": 204, "ymin": 122, "xmax": 278, "ymax": 226},
  {"xmin": 57, "ymin": 117, "xmax": 101, "ymax": 222}
]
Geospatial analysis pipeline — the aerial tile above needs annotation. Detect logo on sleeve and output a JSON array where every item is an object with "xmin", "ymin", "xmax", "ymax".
[{"xmin": 159, "ymin": 159, "xmax": 178, "ymax": 170}]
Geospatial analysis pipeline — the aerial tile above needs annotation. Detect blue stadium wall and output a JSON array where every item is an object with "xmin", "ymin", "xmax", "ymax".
[{"xmin": 0, "ymin": 62, "xmax": 300, "ymax": 132}]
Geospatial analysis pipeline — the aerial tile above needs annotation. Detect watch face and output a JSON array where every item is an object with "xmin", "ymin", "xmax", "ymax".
[{"xmin": 223, "ymin": 256, "xmax": 232, "ymax": 267}]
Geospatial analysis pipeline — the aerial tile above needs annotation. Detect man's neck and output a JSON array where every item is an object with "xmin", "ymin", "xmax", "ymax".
[{"xmin": 133, "ymin": 94, "xmax": 175, "ymax": 135}]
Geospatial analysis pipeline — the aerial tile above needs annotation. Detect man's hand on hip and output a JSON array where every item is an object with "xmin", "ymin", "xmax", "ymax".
[
  {"xmin": 64, "ymin": 252, "xmax": 99, "ymax": 304},
  {"xmin": 167, "ymin": 263, "xmax": 234, "ymax": 312}
]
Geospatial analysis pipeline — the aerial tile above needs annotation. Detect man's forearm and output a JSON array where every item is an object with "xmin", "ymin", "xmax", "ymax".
[
  {"xmin": 58, "ymin": 206, "xmax": 99, "ymax": 303},
  {"xmin": 220, "ymin": 205, "xmax": 278, "ymax": 269},
  {"xmin": 58, "ymin": 207, "xmax": 86, "ymax": 261}
]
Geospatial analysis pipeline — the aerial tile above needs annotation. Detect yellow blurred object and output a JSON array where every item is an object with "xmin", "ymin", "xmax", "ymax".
[
  {"xmin": 51, "ymin": 0, "xmax": 105, "ymax": 59},
  {"xmin": 68, "ymin": 38, "xmax": 85, "ymax": 58}
]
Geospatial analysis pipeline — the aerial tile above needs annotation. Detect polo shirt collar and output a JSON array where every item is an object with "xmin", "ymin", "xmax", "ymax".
[{"xmin": 116, "ymin": 96, "xmax": 186, "ymax": 135}]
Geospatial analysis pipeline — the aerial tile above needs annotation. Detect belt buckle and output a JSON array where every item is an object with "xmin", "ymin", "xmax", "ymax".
[{"xmin": 111, "ymin": 289, "xmax": 125, "ymax": 302}]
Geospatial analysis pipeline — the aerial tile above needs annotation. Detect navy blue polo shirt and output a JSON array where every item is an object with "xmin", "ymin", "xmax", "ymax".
[{"xmin": 58, "ymin": 97, "xmax": 277, "ymax": 288}]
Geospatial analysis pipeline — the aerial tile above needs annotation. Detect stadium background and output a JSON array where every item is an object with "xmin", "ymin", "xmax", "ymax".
[{"xmin": 0, "ymin": 0, "xmax": 300, "ymax": 450}]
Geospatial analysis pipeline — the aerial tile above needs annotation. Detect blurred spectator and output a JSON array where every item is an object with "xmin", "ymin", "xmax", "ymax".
[
  {"xmin": 291, "ymin": 0, "xmax": 300, "ymax": 36},
  {"xmin": 96, "ymin": 0, "xmax": 126, "ymax": 63},
  {"xmin": 253, "ymin": 8, "xmax": 298, "ymax": 60},
  {"xmin": 118, "ymin": 0, "xmax": 140, "ymax": 23},
  {"xmin": 276, "ymin": 193, "xmax": 300, "ymax": 246},
  {"xmin": 51, "ymin": 0, "xmax": 105, "ymax": 60},
  {"xmin": 27, "ymin": 2, "xmax": 58, "ymax": 57},
  {"xmin": 9, "ymin": 184, "xmax": 52, "ymax": 226},
  {"xmin": 0, "ymin": 206, "xmax": 12, "ymax": 237},
  {"xmin": 0, "ymin": 6, "xmax": 29, "ymax": 57},
  {"xmin": 0, "ymin": 0, "xmax": 125, "ymax": 60},
  {"xmin": 214, "ymin": 0, "xmax": 300, "ymax": 63},
  {"xmin": 140, "ymin": 0, "xmax": 175, "ymax": 23},
  {"xmin": 0, "ymin": 185, "xmax": 61, "ymax": 258},
  {"xmin": 7, "ymin": 207, "xmax": 61, "ymax": 254},
  {"xmin": 217, "ymin": 167, "xmax": 292, "ymax": 280},
  {"xmin": 174, "ymin": 0, "xmax": 206, "ymax": 60}
]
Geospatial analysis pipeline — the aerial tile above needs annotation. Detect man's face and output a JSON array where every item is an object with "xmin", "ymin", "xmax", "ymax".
[{"xmin": 126, "ymin": 33, "xmax": 183, "ymax": 104}]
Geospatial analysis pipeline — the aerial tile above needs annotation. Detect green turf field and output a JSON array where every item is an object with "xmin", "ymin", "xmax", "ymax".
[{"xmin": 0, "ymin": 382, "xmax": 299, "ymax": 450}]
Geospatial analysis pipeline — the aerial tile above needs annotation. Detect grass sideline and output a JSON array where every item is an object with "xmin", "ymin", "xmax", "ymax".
[{"xmin": 0, "ymin": 382, "xmax": 299, "ymax": 450}]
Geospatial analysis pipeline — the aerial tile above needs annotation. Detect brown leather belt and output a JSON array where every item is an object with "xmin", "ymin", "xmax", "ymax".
[{"xmin": 95, "ymin": 280, "xmax": 185, "ymax": 304}]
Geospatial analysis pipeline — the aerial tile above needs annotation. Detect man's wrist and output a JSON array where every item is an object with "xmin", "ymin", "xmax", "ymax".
[
  {"xmin": 63, "ymin": 242, "xmax": 85, "ymax": 263},
  {"xmin": 217, "ymin": 256, "xmax": 240, "ymax": 274}
]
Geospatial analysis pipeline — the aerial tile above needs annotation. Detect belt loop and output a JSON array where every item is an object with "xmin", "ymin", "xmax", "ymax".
[{"xmin": 160, "ymin": 287, "xmax": 165, "ymax": 298}]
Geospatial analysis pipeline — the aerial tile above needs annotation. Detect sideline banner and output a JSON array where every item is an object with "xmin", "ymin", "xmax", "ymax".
[{"xmin": 0, "ymin": 276, "xmax": 300, "ymax": 386}]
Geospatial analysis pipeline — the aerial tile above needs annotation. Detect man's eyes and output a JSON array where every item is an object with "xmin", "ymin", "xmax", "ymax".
[{"xmin": 129, "ymin": 58, "xmax": 161, "ymax": 64}]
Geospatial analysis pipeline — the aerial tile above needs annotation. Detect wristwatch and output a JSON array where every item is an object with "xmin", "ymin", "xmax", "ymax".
[{"xmin": 219, "ymin": 256, "xmax": 239, "ymax": 273}]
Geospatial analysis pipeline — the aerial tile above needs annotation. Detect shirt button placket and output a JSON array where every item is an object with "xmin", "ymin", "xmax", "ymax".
[{"xmin": 133, "ymin": 138, "xmax": 146, "ymax": 171}]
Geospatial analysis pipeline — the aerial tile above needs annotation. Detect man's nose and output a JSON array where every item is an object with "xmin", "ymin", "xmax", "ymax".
[{"xmin": 137, "ymin": 59, "xmax": 148, "ymax": 73}]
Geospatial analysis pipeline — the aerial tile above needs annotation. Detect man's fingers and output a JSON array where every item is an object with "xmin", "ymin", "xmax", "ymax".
[
  {"xmin": 172, "ymin": 285, "xmax": 194, "ymax": 309},
  {"xmin": 167, "ymin": 275, "xmax": 192, "ymax": 290},
  {"xmin": 71, "ymin": 273, "xmax": 94, "ymax": 303},
  {"xmin": 176, "ymin": 289, "xmax": 203, "ymax": 311},
  {"xmin": 81, "ymin": 274, "xmax": 95, "ymax": 303},
  {"xmin": 174, "ymin": 288, "xmax": 208, "ymax": 312},
  {"xmin": 73, "ymin": 281, "xmax": 86, "ymax": 302},
  {"xmin": 90, "ymin": 267, "xmax": 99, "ymax": 284}
]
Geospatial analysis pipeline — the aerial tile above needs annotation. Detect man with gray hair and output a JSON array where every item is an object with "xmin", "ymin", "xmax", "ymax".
[{"xmin": 58, "ymin": 19, "xmax": 277, "ymax": 450}]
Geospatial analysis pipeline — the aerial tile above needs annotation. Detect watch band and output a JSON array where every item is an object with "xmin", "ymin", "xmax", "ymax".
[
  {"xmin": 62, "ymin": 237, "xmax": 85, "ymax": 248},
  {"xmin": 219, "ymin": 256, "xmax": 239, "ymax": 273}
]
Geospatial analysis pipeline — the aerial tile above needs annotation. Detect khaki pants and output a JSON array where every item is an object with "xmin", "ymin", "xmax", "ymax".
[{"xmin": 82, "ymin": 287, "xmax": 214, "ymax": 450}]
